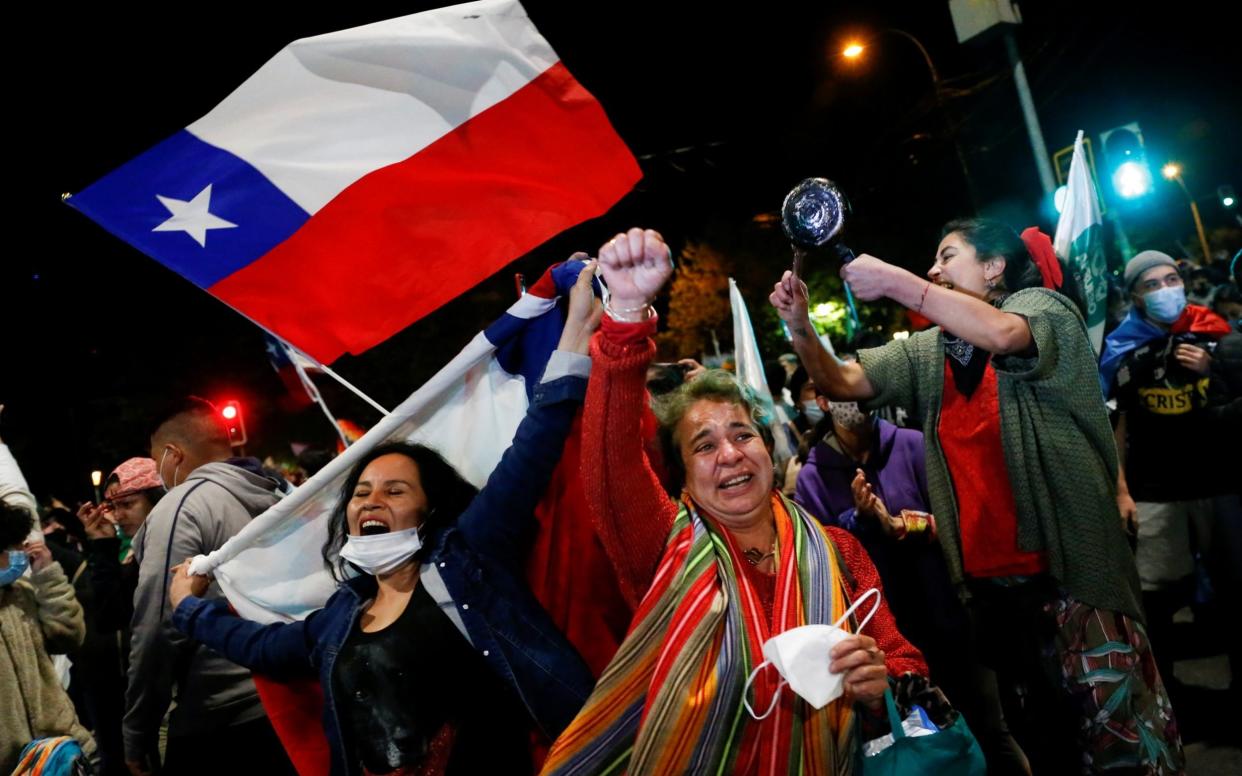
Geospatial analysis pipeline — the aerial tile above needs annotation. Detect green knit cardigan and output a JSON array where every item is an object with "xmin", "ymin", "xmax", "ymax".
[{"xmin": 858, "ymin": 288, "xmax": 1143, "ymax": 619}]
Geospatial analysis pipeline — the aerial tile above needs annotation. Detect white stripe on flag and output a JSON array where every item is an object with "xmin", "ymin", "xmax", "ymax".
[
  {"xmin": 730, "ymin": 278, "xmax": 796, "ymax": 467},
  {"xmin": 191, "ymin": 330, "xmax": 528, "ymax": 623},
  {"xmin": 507, "ymin": 292, "xmax": 558, "ymax": 320},
  {"xmin": 1054, "ymin": 130, "xmax": 1108, "ymax": 353},
  {"xmin": 730, "ymin": 278, "xmax": 773, "ymax": 403},
  {"xmin": 187, "ymin": 0, "xmax": 559, "ymax": 213}
]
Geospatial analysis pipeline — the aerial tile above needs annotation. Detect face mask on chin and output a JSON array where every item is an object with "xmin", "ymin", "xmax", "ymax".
[{"xmin": 339, "ymin": 526, "xmax": 424, "ymax": 576}]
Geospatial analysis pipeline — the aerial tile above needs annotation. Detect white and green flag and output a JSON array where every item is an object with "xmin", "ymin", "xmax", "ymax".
[
  {"xmin": 729, "ymin": 278, "xmax": 773, "ymax": 404},
  {"xmin": 730, "ymin": 278, "xmax": 794, "ymax": 466},
  {"xmin": 1054, "ymin": 130, "xmax": 1108, "ymax": 353}
]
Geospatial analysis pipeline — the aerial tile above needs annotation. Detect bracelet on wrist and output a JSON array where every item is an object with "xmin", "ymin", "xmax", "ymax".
[{"xmin": 604, "ymin": 300, "xmax": 653, "ymax": 323}]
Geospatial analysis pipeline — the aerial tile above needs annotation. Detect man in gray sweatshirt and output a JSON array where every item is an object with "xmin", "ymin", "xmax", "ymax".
[{"xmin": 124, "ymin": 397, "xmax": 296, "ymax": 775}]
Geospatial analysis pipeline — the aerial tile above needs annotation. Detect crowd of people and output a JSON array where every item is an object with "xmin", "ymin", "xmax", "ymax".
[{"xmin": 3, "ymin": 220, "xmax": 1239, "ymax": 775}]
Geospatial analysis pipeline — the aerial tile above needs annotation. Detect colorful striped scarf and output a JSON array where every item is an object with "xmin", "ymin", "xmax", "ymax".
[
  {"xmin": 542, "ymin": 493, "xmax": 859, "ymax": 775},
  {"xmin": 13, "ymin": 736, "xmax": 86, "ymax": 775}
]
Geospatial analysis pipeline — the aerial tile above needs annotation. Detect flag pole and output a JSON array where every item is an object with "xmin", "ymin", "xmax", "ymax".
[
  {"xmin": 312, "ymin": 363, "xmax": 390, "ymax": 417},
  {"xmin": 282, "ymin": 342, "xmax": 391, "ymax": 417},
  {"xmin": 287, "ymin": 350, "xmax": 351, "ymax": 448}
]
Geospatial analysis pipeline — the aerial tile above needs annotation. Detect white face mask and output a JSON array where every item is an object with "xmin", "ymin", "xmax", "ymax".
[
  {"xmin": 743, "ymin": 588, "xmax": 881, "ymax": 719},
  {"xmin": 339, "ymin": 526, "xmax": 423, "ymax": 576}
]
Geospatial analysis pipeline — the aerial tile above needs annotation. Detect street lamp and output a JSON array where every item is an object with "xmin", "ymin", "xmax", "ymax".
[
  {"xmin": 841, "ymin": 29, "xmax": 976, "ymax": 210},
  {"xmin": 1162, "ymin": 162, "xmax": 1212, "ymax": 265}
]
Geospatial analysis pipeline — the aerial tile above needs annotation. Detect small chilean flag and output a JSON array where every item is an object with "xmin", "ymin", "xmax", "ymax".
[{"xmin": 69, "ymin": 0, "xmax": 640, "ymax": 363}]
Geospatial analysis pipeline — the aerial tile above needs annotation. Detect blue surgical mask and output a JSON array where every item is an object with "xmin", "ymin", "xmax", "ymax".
[
  {"xmin": 801, "ymin": 400, "xmax": 825, "ymax": 425},
  {"xmin": 1143, "ymin": 286, "xmax": 1187, "ymax": 324},
  {"xmin": 0, "ymin": 550, "xmax": 29, "ymax": 586}
]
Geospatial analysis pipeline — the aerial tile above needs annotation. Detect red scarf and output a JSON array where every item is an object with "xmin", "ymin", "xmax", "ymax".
[{"xmin": 1170, "ymin": 304, "xmax": 1232, "ymax": 337}]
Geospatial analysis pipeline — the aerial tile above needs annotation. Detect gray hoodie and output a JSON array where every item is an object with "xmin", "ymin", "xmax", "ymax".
[{"xmin": 122, "ymin": 459, "xmax": 287, "ymax": 760}]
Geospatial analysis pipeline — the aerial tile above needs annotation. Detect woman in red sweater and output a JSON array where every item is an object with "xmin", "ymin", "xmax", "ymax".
[{"xmin": 542, "ymin": 229, "xmax": 926, "ymax": 776}]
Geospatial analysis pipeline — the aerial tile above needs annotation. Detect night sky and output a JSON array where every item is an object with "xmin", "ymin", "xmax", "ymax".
[{"xmin": 4, "ymin": 0, "xmax": 1239, "ymax": 502}]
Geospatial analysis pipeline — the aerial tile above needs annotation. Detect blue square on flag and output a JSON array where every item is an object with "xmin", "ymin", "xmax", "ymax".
[{"xmin": 71, "ymin": 130, "xmax": 309, "ymax": 288}]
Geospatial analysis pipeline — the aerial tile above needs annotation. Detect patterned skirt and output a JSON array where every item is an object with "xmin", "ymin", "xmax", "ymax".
[{"xmin": 968, "ymin": 577, "xmax": 1184, "ymax": 775}]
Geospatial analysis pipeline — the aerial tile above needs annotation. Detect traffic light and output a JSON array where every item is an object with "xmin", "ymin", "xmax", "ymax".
[
  {"xmin": 1100, "ymin": 123, "xmax": 1151, "ymax": 200},
  {"xmin": 1221, "ymin": 184, "xmax": 1237, "ymax": 209},
  {"xmin": 219, "ymin": 400, "xmax": 247, "ymax": 447}
]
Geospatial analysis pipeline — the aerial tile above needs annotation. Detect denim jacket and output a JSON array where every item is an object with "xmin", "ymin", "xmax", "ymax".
[{"xmin": 173, "ymin": 372, "xmax": 595, "ymax": 775}]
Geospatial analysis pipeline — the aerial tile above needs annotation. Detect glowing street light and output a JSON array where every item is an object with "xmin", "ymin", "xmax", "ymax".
[
  {"xmin": 1162, "ymin": 163, "xmax": 1182, "ymax": 180},
  {"xmin": 842, "ymin": 42, "xmax": 864, "ymax": 58}
]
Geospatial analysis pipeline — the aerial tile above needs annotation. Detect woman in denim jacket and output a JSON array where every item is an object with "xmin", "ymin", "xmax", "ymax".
[{"xmin": 167, "ymin": 263, "xmax": 601, "ymax": 776}]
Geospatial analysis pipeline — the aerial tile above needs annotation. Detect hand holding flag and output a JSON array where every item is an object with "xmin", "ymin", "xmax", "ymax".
[{"xmin": 557, "ymin": 259, "xmax": 603, "ymax": 354}]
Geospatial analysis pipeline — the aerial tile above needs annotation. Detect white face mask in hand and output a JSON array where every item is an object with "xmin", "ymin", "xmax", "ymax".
[
  {"xmin": 742, "ymin": 587, "xmax": 881, "ymax": 719},
  {"xmin": 339, "ymin": 526, "xmax": 423, "ymax": 576}
]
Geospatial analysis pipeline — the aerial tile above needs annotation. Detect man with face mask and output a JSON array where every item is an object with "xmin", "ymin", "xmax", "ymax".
[
  {"xmin": 1101, "ymin": 250, "xmax": 1233, "ymax": 691},
  {"xmin": 123, "ymin": 397, "xmax": 297, "ymax": 776}
]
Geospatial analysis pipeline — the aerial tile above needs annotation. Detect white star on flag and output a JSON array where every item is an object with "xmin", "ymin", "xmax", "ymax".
[{"xmin": 152, "ymin": 184, "xmax": 237, "ymax": 247}]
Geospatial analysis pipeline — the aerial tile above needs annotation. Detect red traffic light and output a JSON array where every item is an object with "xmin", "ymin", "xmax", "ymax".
[{"xmin": 219, "ymin": 400, "xmax": 247, "ymax": 447}]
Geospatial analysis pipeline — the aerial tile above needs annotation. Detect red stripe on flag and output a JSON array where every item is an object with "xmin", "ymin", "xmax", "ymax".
[
  {"xmin": 209, "ymin": 62, "xmax": 640, "ymax": 363},
  {"xmin": 525, "ymin": 414, "xmax": 632, "ymax": 677},
  {"xmin": 252, "ymin": 674, "xmax": 331, "ymax": 776}
]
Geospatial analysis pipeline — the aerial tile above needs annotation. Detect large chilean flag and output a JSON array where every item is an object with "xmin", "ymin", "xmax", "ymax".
[{"xmin": 69, "ymin": 0, "xmax": 640, "ymax": 363}]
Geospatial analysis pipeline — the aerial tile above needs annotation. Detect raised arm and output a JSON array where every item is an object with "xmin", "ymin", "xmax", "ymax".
[
  {"xmin": 841, "ymin": 255, "xmax": 1032, "ymax": 354},
  {"xmin": 770, "ymin": 271, "xmax": 876, "ymax": 401},
  {"xmin": 456, "ymin": 261, "xmax": 601, "ymax": 565},
  {"xmin": 581, "ymin": 228, "xmax": 681, "ymax": 608}
]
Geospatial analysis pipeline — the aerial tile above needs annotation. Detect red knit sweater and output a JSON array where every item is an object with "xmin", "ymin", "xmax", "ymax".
[{"xmin": 582, "ymin": 315, "xmax": 927, "ymax": 678}]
